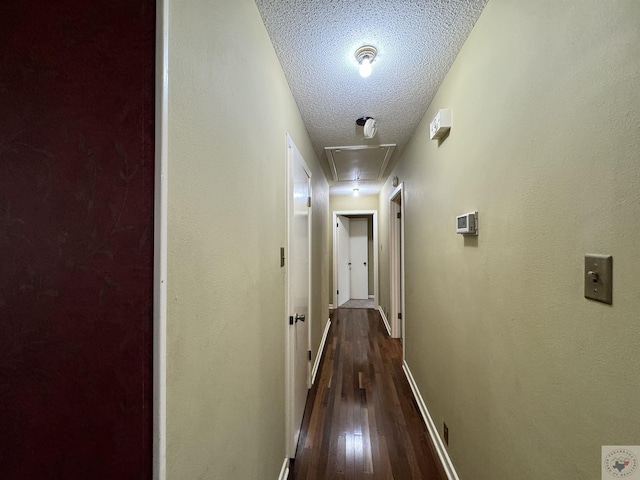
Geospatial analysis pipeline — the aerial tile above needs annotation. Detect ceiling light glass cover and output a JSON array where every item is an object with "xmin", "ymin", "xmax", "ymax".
[{"xmin": 355, "ymin": 45, "xmax": 377, "ymax": 78}]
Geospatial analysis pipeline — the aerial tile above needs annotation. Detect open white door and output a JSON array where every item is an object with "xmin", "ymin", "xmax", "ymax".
[
  {"xmin": 336, "ymin": 215, "xmax": 350, "ymax": 306},
  {"xmin": 349, "ymin": 218, "xmax": 368, "ymax": 299},
  {"xmin": 286, "ymin": 134, "xmax": 311, "ymax": 458}
]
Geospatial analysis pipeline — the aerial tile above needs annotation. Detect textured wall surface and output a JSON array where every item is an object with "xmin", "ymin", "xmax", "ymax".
[
  {"xmin": 379, "ymin": 1, "xmax": 640, "ymax": 478},
  {"xmin": 0, "ymin": 0, "xmax": 155, "ymax": 477},
  {"xmin": 166, "ymin": 0, "xmax": 329, "ymax": 477}
]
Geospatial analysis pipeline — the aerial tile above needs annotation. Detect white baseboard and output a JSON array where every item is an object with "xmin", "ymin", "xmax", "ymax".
[
  {"xmin": 402, "ymin": 362, "xmax": 460, "ymax": 480},
  {"xmin": 377, "ymin": 306, "xmax": 391, "ymax": 336},
  {"xmin": 311, "ymin": 317, "xmax": 331, "ymax": 385},
  {"xmin": 329, "ymin": 303, "xmax": 335, "ymax": 310},
  {"xmin": 277, "ymin": 457, "xmax": 290, "ymax": 480}
]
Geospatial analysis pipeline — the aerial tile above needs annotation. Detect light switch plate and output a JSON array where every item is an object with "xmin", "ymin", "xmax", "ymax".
[{"xmin": 584, "ymin": 254, "xmax": 612, "ymax": 305}]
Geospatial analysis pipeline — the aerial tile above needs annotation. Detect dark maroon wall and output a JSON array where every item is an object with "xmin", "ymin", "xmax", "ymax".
[{"xmin": 0, "ymin": 0, "xmax": 154, "ymax": 478}]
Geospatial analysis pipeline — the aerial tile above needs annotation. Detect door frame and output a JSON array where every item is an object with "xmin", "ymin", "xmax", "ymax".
[
  {"xmin": 336, "ymin": 215, "xmax": 351, "ymax": 306},
  {"xmin": 285, "ymin": 133, "xmax": 312, "ymax": 458},
  {"xmin": 153, "ymin": 0, "xmax": 168, "ymax": 478},
  {"xmin": 389, "ymin": 183, "xmax": 405, "ymax": 344},
  {"xmin": 332, "ymin": 210, "xmax": 378, "ymax": 308}
]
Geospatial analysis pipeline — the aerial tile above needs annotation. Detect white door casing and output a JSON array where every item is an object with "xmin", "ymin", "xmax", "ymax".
[
  {"xmin": 286, "ymin": 134, "xmax": 311, "ymax": 458},
  {"xmin": 389, "ymin": 183, "xmax": 405, "ymax": 344},
  {"xmin": 349, "ymin": 218, "xmax": 368, "ymax": 300},
  {"xmin": 332, "ymin": 210, "xmax": 378, "ymax": 309},
  {"xmin": 336, "ymin": 215, "xmax": 350, "ymax": 306}
]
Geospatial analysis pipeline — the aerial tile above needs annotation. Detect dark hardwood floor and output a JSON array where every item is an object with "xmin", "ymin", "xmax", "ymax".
[{"xmin": 290, "ymin": 307, "xmax": 445, "ymax": 480}]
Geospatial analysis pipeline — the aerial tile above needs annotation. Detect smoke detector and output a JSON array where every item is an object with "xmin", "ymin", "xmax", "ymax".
[{"xmin": 356, "ymin": 116, "xmax": 377, "ymax": 139}]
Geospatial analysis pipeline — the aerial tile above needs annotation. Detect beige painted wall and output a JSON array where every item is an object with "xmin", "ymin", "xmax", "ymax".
[
  {"xmin": 379, "ymin": 1, "xmax": 640, "ymax": 478},
  {"xmin": 166, "ymin": 0, "xmax": 329, "ymax": 477},
  {"xmin": 330, "ymin": 193, "xmax": 378, "ymax": 213}
]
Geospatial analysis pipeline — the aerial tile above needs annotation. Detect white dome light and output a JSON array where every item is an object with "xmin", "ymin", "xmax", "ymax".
[
  {"xmin": 355, "ymin": 45, "xmax": 377, "ymax": 78},
  {"xmin": 359, "ymin": 57, "xmax": 372, "ymax": 78}
]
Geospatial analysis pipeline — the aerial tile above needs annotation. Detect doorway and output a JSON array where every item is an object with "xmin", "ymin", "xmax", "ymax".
[
  {"xmin": 389, "ymin": 184, "xmax": 405, "ymax": 344},
  {"xmin": 349, "ymin": 218, "xmax": 369, "ymax": 300},
  {"xmin": 332, "ymin": 210, "xmax": 378, "ymax": 309},
  {"xmin": 285, "ymin": 134, "xmax": 312, "ymax": 458}
]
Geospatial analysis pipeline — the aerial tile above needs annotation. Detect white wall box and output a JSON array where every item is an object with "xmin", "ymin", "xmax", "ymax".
[{"xmin": 430, "ymin": 109, "xmax": 452, "ymax": 140}]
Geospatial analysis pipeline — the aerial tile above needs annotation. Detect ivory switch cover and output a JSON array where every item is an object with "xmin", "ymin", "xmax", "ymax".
[{"xmin": 584, "ymin": 254, "xmax": 612, "ymax": 305}]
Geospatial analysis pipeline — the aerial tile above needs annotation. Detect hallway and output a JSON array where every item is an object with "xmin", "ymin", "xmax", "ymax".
[
  {"xmin": 2, "ymin": 0, "xmax": 637, "ymax": 477},
  {"xmin": 291, "ymin": 308, "xmax": 443, "ymax": 480}
]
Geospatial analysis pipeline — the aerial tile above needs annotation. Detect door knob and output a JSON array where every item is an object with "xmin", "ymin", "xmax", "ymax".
[{"xmin": 295, "ymin": 314, "xmax": 306, "ymax": 323}]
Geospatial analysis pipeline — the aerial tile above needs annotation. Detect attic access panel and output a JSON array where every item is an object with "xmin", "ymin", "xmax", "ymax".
[{"xmin": 325, "ymin": 144, "xmax": 396, "ymax": 182}]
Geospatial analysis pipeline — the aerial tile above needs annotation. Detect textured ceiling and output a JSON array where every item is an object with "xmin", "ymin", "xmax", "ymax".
[{"xmin": 255, "ymin": 0, "xmax": 488, "ymax": 195}]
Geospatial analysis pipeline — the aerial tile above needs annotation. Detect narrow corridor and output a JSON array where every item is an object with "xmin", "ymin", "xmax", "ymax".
[{"xmin": 290, "ymin": 308, "xmax": 444, "ymax": 479}]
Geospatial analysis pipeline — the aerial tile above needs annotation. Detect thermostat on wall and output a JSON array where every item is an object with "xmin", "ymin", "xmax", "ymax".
[{"xmin": 456, "ymin": 211, "xmax": 478, "ymax": 235}]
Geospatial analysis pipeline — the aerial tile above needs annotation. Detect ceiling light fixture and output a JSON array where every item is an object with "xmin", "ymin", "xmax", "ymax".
[
  {"xmin": 353, "ymin": 172, "xmax": 361, "ymax": 196},
  {"xmin": 355, "ymin": 45, "xmax": 377, "ymax": 78}
]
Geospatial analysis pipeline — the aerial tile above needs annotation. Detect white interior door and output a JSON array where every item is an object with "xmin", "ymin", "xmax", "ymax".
[
  {"xmin": 336, "ymin": 215, "xmax": 350, "ymax": 306},
  {"xmin": 287, "ymin": 135, "xmax": 311, "ymax": 457},
  {"xmin": 349, "ymin": 218, "xmax": 368, "ymax": 299},
  {"xmin": 333, "ymin": 210, "xmax": 379, "ymax": 309},
  {"xmin": 390, "ymin": 185, "xmax": 404, "ymax": 341}
]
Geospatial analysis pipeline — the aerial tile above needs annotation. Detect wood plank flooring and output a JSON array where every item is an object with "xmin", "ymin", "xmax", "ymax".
[{"xmin": 290, "ymin": 308, "xmax": 444, "ymax": 480}]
